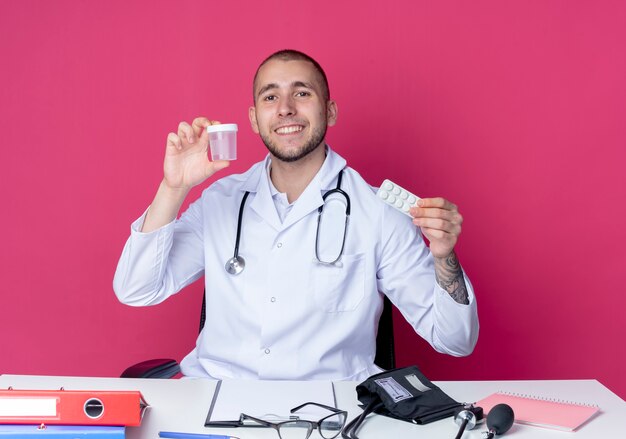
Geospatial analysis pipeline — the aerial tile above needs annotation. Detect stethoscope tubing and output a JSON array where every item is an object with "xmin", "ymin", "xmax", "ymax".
[
  {"xmin": 226, "ymin": 169, "xmax": 349, "ymax": 274},
  {"xmin": 233, "ymin": 191, "xmax": 250, "ymax": 259}
]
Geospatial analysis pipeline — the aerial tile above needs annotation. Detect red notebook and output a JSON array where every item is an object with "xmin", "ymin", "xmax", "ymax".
[{"xmin": 476, "ymin": 391, "xmax": 600, "ymax": 432}]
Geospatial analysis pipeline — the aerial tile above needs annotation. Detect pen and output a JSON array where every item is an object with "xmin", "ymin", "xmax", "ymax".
[{"xmin": 159, "ymin": 432, "xmax": 239, "ymax": 439}]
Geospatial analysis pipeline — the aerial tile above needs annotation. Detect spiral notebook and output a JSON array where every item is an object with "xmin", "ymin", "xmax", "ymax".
[{"xmin": 476, "ymin": 391, "xmax": 600, "ymax": 432}]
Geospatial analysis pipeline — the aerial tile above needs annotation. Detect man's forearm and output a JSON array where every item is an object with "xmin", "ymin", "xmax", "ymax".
[
  {"xmin": 141, "ymin": 180, "xmax": 190, "ymax": 232},
  {"xmin": 434, "ymin": 251, "xmax": 469, "ymax": 305}
]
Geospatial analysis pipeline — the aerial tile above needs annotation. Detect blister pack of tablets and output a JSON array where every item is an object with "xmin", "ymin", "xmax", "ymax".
[{"xmin": 376, "ymin": 179, "xmax": 421, "ymax": 217}]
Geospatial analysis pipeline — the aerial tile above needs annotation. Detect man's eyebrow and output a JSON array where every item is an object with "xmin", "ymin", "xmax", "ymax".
[
  {"xmin": 292, "ymin": 80, "xmax": 315, "ymax": 90},
  {"xmin": 256, "ymin": 81, "xmax": 316, "ymax": 98},
  {"xmin": 257, "ymin": 83, "xmax": 279, "ymax": 98}
]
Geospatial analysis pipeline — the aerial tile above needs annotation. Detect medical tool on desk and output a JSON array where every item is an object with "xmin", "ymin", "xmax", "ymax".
[
  {"xmin": 342, "ymin": 366, "xmax": 463, "ymax": 439},
  {"xmin": 481, "ymin": 403, "xmax": 514, "ymax": 438},
  {"xmin": 225, "ymin": 170, "xmax": 350, "ymax": 275},
  {"xmin": 453, "ymin": 404, "xmax": 484, "ymax": 438}
]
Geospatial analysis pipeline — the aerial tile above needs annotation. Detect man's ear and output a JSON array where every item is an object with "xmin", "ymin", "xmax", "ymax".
[
  {"xmin": 326, "ymin": 100, "xmax": 338, "ymax": 127},
  {"xmin": 249, "ymin": 106, "xmax": 259, "ymax": 133}
]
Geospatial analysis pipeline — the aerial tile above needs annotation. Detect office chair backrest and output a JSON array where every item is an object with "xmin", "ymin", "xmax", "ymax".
[
  {"xmin": 199, "ymin": 292, "xmax": 395, "ymax": 370},
  {"xmin": 375, "ymin": 296, "xmax": 396, "ymax": 370}
]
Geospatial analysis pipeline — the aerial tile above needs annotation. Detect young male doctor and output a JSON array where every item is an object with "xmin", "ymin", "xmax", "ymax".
[{"xmin": 114, "ymin": 49, "xmax": 479, "ymax": 381}]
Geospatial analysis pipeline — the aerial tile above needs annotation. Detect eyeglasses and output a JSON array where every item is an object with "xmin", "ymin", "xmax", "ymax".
[{"xmin": 240, "ymin": 402, "xmax": 348, "ymax": 439}]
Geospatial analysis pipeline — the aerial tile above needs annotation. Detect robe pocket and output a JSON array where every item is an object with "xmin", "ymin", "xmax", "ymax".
[{"xmin": 312, "ymin": 253, "xmax": 366, "ymax": 313}]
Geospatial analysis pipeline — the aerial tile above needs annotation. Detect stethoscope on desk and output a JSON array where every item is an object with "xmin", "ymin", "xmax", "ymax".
[{"xmin": 225, "ymin": 170, "xmax": 351, "ymax": 275}]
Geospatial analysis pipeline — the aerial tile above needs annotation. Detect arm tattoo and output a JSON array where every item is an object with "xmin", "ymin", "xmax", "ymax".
[{"xmin": 434, "ymin": 252, "xmax": 469, "ymax": 305}]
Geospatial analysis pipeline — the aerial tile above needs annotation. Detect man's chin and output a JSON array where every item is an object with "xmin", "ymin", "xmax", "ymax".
[
  {"xmin": 270, "ymin": 147, "xmax": 315, "ymax": 163},
  {"xmin": 261, "ymin": 126, "xmax": 327, "ymax": 163},
  {"xmin": 263, "ymin": 140, "xmax": 322, "ymax": 163}
]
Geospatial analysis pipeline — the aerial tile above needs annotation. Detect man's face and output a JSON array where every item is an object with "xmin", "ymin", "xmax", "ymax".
[{"xmin": 249, "ymin": 59, "xmax": 337, "ymax": 163}]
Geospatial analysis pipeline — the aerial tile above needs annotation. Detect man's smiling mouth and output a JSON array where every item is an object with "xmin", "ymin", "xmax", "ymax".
[{"xmin": 275, "ymin": 125, "xmax": 304, "ymax": 134}]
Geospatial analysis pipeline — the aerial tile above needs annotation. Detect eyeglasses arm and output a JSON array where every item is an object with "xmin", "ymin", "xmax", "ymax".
[
  {"xmin": 239, "ymin": 413, "xmax": 275, "ymax": 427},
  {"xmin": 290, "ymin": 401, "xmax": 344, "ymax": 414}
]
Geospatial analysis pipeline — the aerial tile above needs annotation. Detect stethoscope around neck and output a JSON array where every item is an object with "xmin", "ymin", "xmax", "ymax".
[{"xmin": 225, "ymin": 170, "xmax": 350, "ymax": 275}]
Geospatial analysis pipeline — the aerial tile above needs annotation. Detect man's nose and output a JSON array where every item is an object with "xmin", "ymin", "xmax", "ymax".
[{"xmin": 278, "ymin": 95, "xmax": 296, "ymax": 117}]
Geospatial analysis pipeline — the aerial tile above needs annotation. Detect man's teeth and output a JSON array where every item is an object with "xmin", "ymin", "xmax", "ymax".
[{"xmin": 276, "ymin": 126, "xmax": 303, "ymax": 134}]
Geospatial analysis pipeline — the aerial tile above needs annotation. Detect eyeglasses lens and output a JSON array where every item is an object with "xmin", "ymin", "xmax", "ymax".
[
  {"xmin": 278, "ymin": 420, "xmax": 314, "ymax": 439},
  {"xmin": 320, "ymin": 412, "xmax": 347, "ymax": 438}
]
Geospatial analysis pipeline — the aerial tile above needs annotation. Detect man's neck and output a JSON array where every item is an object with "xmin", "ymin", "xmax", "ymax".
[{"xmin": 270, "ymin": 144, "xmax": 327, "ymax": 203}]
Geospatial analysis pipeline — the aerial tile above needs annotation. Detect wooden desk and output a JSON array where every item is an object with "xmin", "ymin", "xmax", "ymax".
[{"xmin": 0, "ymin": 375, "xmax": 623, "ymax": 438}]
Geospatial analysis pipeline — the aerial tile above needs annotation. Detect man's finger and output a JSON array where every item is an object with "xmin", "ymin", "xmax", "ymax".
[
  {"xmin": 177, "ymin": 121, "xmax": 194, "ymax": 144},
  {"xmin": 203, "ymin": 160, "xmax": 231, "ymax": 179},
  {"xmin": 411, "ymin": 206, "xmax": 463, "ymax": 225},
  {"xmin": 420, "ymin": 227, "xmax": 449, "ymax": 241},
  {"xmin": 194, "ymin": 118, "xmax": 222, "ymax": 142},
  {"xmin": 418, "ymin": 197, "xmax": 457, "ymax": 211},
  {"xmin": 413, "ymin": 217, "xmax": 459, "ymax": 232},
  {"xmin": 191, "ymin": 117, "xmax": 211, "ymax": 138},
  {"xmin": 410, "ymin": 207, "xmax": 453, "ymax": 220},
  {"xmin": 166, "ymin": 133, "xmax": 183, "ymax": 150}
]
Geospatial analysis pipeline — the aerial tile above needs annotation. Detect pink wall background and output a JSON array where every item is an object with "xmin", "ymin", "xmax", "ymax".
[{"xmin": 1, "ymin": 1, "xmax": 624, "ymax": 399}]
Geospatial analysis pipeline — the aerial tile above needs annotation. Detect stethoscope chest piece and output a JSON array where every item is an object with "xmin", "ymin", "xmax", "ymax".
[{"xmin": 225, "ymin": 255, "xmax": 246, "ymax": 275}]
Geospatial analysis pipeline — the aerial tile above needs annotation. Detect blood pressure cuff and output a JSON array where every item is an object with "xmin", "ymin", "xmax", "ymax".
[{"xmin": 342, "ymin": 366, "xmax": 462, "ymax": 438}]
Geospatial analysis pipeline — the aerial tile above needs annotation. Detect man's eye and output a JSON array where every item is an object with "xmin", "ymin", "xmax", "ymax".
[
  {"xmin": 296, "ymin": 91, "xmax": 310, "ymax": 97},
  {"xmin": 264, "ymin": 95, "xmax": 276, "ymax": 101}
]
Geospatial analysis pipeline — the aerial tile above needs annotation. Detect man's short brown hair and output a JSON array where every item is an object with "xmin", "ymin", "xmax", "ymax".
[{"xmin": 253, "ymin": 49, "xmax": 330, "ymax": 102}]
